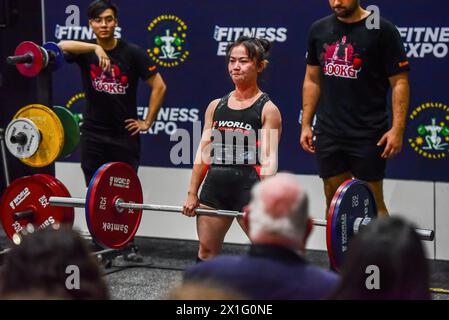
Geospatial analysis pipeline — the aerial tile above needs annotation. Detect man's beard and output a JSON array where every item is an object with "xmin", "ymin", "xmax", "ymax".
[{"xmin": 333, "ymin": 1, "xmax": 359, "ymax": 18}]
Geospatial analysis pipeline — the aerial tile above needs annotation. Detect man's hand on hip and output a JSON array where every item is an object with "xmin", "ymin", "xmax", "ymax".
[{"xmin": 125, "ymin": 119, "xmax": 152, "ymax": 136}]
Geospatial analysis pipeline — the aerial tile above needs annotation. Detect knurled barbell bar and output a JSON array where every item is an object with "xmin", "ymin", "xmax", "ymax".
[{"xmin": 0, "ymin": 162, "xmax": 434, "ymax": 271}]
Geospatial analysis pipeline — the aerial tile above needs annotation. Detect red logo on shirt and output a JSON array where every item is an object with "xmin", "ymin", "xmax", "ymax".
[
  {"xmin": 322, "ymin": 36, "xmax": 362, "ymax": 79},
  {"xmin": 90, "ymin": 64, "xmax": 129, "ymax": 95}
]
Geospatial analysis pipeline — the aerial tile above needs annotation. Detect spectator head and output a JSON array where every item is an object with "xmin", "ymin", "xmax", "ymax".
[
  {"xmin": 246, "ymin": 173, "xmax": 312, "ymax": 252},
  {"xmin": 0, "ymin": 226, "xmax": 110, "ymax": 300},
  {"xmin": 330, "ymin": 216, "xmax": 430, "ymax": 300}
]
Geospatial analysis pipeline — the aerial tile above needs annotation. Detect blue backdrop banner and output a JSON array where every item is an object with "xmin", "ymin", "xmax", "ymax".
[{"xmin": 44, "ymin": 0, "xmax": 449, "ymax": 182}]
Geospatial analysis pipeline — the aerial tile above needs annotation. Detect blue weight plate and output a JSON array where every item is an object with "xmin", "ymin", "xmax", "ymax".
[
  {"xmin": 43, "ymin": 42, "xmax": 64, "ymax": 71},
  {"xmin": 326, "ymin": 179, "xmax": 377, "ymax": 271}
]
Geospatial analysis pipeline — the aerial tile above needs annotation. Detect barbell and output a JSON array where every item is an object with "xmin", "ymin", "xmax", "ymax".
[
  {"xmin": 0, "ymin": 162, "xmax": 435, "ymax": 271},
  {"xmin": 6, "ymin": 41, "xmax": 64, "ymax": 77},
  {"xmin": 5, "ymin": 104, "xmax": 81, "ymax": 167}
]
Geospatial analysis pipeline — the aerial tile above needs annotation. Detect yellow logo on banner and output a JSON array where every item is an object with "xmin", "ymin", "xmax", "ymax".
[
  {"xmin": 66, "ymin": 92, "xmax": 86, "ymax": 110},
  {"xmin": 408, "ymin": 102, "xmax": 449, "ymax": 160},
  {"xmin": 146, "ymin": 15, "xmax": 190, "ymax": 68}
]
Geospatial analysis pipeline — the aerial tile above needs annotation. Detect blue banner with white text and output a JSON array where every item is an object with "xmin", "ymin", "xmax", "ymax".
[{"xmin": 44, "ymin": 0, "xmax": 449, "ymax": 182}]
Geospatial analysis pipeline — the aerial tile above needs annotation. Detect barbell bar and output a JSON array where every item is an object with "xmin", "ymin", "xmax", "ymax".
[
  {"xmin": 47, "ymin": 194, "xmax": 433, "ymax": 241},
  {"xmin": 0, "ymin": 161, "xmax": 435, "ymax": 271},
  {"xmin": 20, "ymin": 194, "xmax": 435, "ymax": 242},
  {"xmin": 49, "ymin": 196, "xmax": 255, "ymax": 218}
]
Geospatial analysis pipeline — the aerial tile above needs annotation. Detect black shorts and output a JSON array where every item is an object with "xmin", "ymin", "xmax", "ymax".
[
  {"xmin": 199, "ymin": 165, "xmax": 260, "ymax": 212},
  {"xmin": 315, "ymin": 132, "xmax": 386, "ymax": 181},
  {"xmin": 80, "ymin": 130, "xmax": 140, "ymax": 186}
]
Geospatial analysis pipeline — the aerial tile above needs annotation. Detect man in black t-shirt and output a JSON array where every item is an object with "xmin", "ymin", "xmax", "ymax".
[
  {"xmin": 300, "ymin": 0, "xmax": 410, "ymax": 217},
  {"xmin": 59, "ymin": 0, "xmax": 166, "ymax": 261},
  {"xmin": 60, "ymin": 0, "xmax": 166, "ymax": 184}
]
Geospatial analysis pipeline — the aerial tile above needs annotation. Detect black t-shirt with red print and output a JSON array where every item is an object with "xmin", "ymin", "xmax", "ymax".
[
  {"xmin": 306, "ymin": 14, "xmax": 410, "ymax": 139},
  {"xmin": 67, "ymin": 39, "xmax": 158, "ymax": 136}
]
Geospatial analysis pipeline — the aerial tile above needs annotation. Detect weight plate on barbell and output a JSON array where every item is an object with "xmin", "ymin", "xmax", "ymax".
[
  {"xmin": 53, "ymin": 106, "xmax": 80, "ymax": 159},
  {"xmin": 40, "ymin": 46, "xmax": 49, "ymax": 69},
  {"xmin": 5, "ymin": 118, "xmax": 41, "ymax": 159},
  {"xmin": 42, "ymin": 42, "xmax": 64, "ymax": 71},
  {"xmin": 34, "ymin": 174, "xmax": 75, "ymax": 226},
  {"xmin": 13, "ymin": 104, "xmax": 64, "ymax": 167},
  {"xmin": 14, "ymin": 41, "xmax": 44, "ymax": 78},
  {"xmin": 0, "ymin": 175, "xmax": 70, "ymax": 245},
  {"xmin": 85, "ymin": 162, "xmax": 143, "ymax": 249},
  {"xmin": 326, "ymin": 179, "xmax": 378, "ymax": 271}
]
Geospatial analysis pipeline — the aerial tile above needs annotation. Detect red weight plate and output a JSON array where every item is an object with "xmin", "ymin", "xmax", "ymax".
[
  {"xmin": 85, "ymin": 162, "xmax": 143, "ymax": 249},
  {"xmin": 42, "ymin": 174, "xmax": 75, "ymax": 225},
  {"xmin": 14, "ymin": 41, "xmax": 44, "ymax": 77},
  {"xmin": 25, "ymin": 174, "xmax": 70, "ymax": 229},
  {"xmin": 34, "ymin": 174, "xmax": 75, "ymax": 227},
  {"xmin": 0, "ymin": 175, "xmax": 69, "ymax": 244}
]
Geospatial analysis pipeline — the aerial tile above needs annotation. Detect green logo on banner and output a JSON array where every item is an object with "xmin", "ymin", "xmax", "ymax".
[
  {"xmin": 408, "ymin": 102, "xmax": 449, "ymax": 159},
  {"xmin": 146, "ymin": 15, "xmax": 190, "ymax": 68}
]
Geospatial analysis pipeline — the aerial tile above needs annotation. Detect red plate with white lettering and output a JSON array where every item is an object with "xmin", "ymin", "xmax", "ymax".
[
  {"xmin": 85, "ymin": 162, "xmax": 143, "ymax": 249},
  {"xmin": 34, "ymin": 174, "xmax": 75, "ymax": 226},
  {"xmin": 0, "ymin": 175, "xmax": 69, "ymax": 245},
  {"xmin": 14, "ymin": 41, "xmax": 44, "ymax": 77}
]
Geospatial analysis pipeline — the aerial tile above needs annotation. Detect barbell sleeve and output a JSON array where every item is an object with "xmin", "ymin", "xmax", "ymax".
[
  {"xmin": 13, "ymin": 209, "xmax": 35, "ymax": 221},
  {"xmin": 415, "ymin": 228, "xmax": 434, "ymax": 241},
  {"xmin": 10, "ymin": 132, "xmax": 28, "ymax": 145},
  {"xmin": 7, "ymin": 54, "xmax": 33, "ymax": 65}
]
